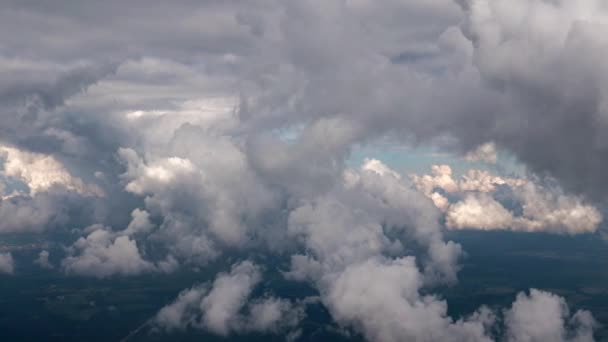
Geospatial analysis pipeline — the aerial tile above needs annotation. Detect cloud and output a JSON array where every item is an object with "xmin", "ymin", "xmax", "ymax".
[
  {"xmin": 246, "ymin": 297, "xmax": 305, "ymax": 334},
  {"xmin": 199, "ymin": 261, "xmax": 262, "ymax": 335},
  {"xmin": 446, "ymin": 193, "xmax": 515, "ymax": 230},
  {"xmin": 35, "ymin": 250, "xmax": 53, "ymax": 269},
  {"xmin": 281, "ymin": 159, "xmax": 600, "ymax": 341},
  {"xmin": 0, "ymin": 252, "xmax": 14, "ymax": 274},
  {"xmin": 413, "ymin": 165, "xmax": 602, "ymax": 234},
  {"xmin": 451, "ymin": 0, "xmax": 608, "ymax": 198},
  {"xmin": 0, "ymin": 191, "xmax": 80, "ymax": 233},
  {"xmin": 155, "ymin": 284, "xmax": 207, "ymax": 331},
  {"xmin": 0, "ymin": 144, "xmax": 107, "ymax": 234},
  {"xmin": 465, "ymin": 142, "xmax": 498, "ymax": 164},
  {"xmin": 293, "ymin": 160, "xmax": 461, "ymax": 283},
  {"xmin": 0, "ymin": 144, "xmax": 103, "ymax": 196},
  {"xmin": 62, "ymin": 225, "xmax": 155, "ymax": 278},
  {"xmin": 505, "ymin": 289, "xmax": 596, "ymax": 342},
  {"xmin": 445, "ymin": 182, "xmax": 602, "ymax": 234},
  {"xmin": 155, "ymin": 261, "xmax": 304, "ymax": 336},
  {"xmin": 284, "ymin": 161, "xmax": 486, "ymax": 340},
  {"xmin": 361, "ymin": 158, "xmax": 402, "ymax": 179},
  {"xmin": 325, "ymin": 257, "xmax": 494, "ymax": 342},
  {"xmin": 411, "ymin": 164, "xmax": 460, "ymax": 196},
  {"xmin": 411, "ymin": 164, "xmax": 524, "ymax": 197}
]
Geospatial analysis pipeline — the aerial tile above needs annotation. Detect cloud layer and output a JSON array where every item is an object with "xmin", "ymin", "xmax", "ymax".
[{"xmin": 0, "ymin": 0, "xmax": 605, "ymax": 341}]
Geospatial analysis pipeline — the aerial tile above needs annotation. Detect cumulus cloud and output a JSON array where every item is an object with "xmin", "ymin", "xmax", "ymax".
[
  {"xmin": 155, "ymin": 261, "xmax": 304, "ymax": 336},
  {"xmin": 325, "ymin": 256, "xmax": 494, "ymax": 342},
  {"xmin": 446, "ymin": 183, "xmax": 602, "ymax": 234},
  {"xmin": 122, "ymin": 208, "xmax": 155, "ymax": 236},
  {"xmin": 446, "ymin": 193, "xmax": 515, "ymax": 230},
  {"xmin": 411, "ymin": 164, "xmax": 460, "ymax": 196},
  {"xmin": 285, "ymin": 160, "xmax": 600, "ymax": 340},
  {"xmin": 505, "ymin": 289, "xmax": 596, "ymax": 342},
  {"xmin": 412, "ymin": 165, "xmax": 602, "ymax": 234},
  {"xmin": 117, "ymin": 125, "xmax": 278, "ymax": 261},
  {"xmin": 361, "ymin": 158, "xmax": 402, "ymax": 179},
  {"xmin": 0, "ymin": 189, "xmax": 99, "ymax": 233},
  {"xmin": 283, "ymin": 161, "xmax": 479, "ymax": 340},
  {"xmin": 35, "ymin": 250, "xmax": 53, "ymax": 269},
  {"xmin": 0, "ymin": 145, "xmax": 103, "ymax": 196},
  {"xmin": 412, "ymin": 164, "xmax": 524, "ymax": 197},
  {"xmin": 0, "ymin": 252, "xmax": 15, "ymax": 274},
  {"xmin": 0, "ymin": 144, "xmax": 106, "ymax": 234},
  {"xmin": 62, "ymin": 225, "xmax": 155, "ymax": 278},
  {"xmin": 199, "ymin": 261, "xmax": 262, "ymax": 335},
  {"xmin": 0, "ymin": 1, "xmax": 604, "ymax": 341}
]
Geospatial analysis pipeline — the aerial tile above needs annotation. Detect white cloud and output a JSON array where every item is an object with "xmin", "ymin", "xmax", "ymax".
[
  {"xmin": 155, "ymin": 261, "xmax": 304, "ymax": 336},
  {"xmin": 514, "ymin": 182, "xmax": 602, "ymax": 235},
  {"xmin": 0, "ymin": 193, "xmax": 67, "ymax": 233},
  {"xmin": 281, "ymin": 160, "xmax": 599, "ymax": 340},
  {"xmin": 155, "ymin": 285, "xmax": 207, "ymax": 331},
  {"xmin": 361, "ymin": 158, "xmax": 401, "ymax": 179},
  {"xmin": 62, "ymin": 225, "xmax": 155, "ymax": 278},
  {"xmin": 199, "ymin": 261, "xmax": 262, "ymax": 335},
  {"xmin": 411, "ymin": 164, "xmax": 524, "ymax": 196},
  {"xmin": 0, "ymin": 1, "xmax": 603, "ymax": 340},
  {"xmin": 0, "ymin": 145, "xmax": 103, "ymax": 196},
  {"xmin": 411, "ymin": 164, "xmax": 459, "ymax": 196},
  {"xmin": 283, "ymin": 160, "xmax": 490, "ymax": 341},
  {"xmin": 413, "ymin": 165, "xmax": 602, "ymax": 234},
  {"xmin": 446, "ymin": 193, "xmax": 515, "ymax": 230},
  {"xmin": 325, "ymin": 257, "xmax": 494, "ymax": 342},
  {"xmin": 459, "ymin": 169, "xmax": 525, "ymax": 193},
  {"xmin": 247, "ymin": 297, "xmax": 304, "ymax": 333},
  {"xmin": 444, "ymin": 183, "xmax": 602, "ymax": 234},
  {"xmin": 505, "ymin": 289, "xmax": 596, "ymax": 342},
  {"xmin": 118, "ymin": 132, "xmax": 277, "ymax": 255}
]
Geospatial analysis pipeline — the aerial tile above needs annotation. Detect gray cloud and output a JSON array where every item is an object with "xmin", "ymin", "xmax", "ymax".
[
  {"xmin": 0, "ymin": 252, "xmax": 14, "ymax": 274},
  {"xmin": 0, "ymin": 1, "xmax": 604, "ymax": 341},
  {"xmin": 34, "ymin": 250, "xmax": 53, "ymax": 269},
  {"xmin": 412, "ymin": 164, "xmax": 602, "ymax": 234},
  {"xmin": 154, "ymin": 261, "xmax": 304, "ymax": 336},
  {"xmin": 449, "ymin": 0, "xmax": 608, "ymax": 198}
]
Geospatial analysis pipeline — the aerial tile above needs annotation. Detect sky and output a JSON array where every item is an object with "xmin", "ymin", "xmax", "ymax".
[{"xmin": 1, "ymin": 0, "xmax": 608, "ymax": 341}]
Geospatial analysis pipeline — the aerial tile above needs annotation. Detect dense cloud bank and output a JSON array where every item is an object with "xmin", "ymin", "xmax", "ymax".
[{"xmin": 0, "ymin": 0, "xmax": 605, "ymax": 340}]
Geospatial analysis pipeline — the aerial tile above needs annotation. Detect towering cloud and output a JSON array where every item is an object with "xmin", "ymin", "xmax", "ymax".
[
  {"xmin": 452, "ymin": 0, "xmax": 608, "ymax": 198},
  {"xmin": 1, "ymin": 144, "xmax": 102, "ymax": 196},
  {"xmin": 62, "ymin": 224, "xmax": 155, "ymax": 278}
]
